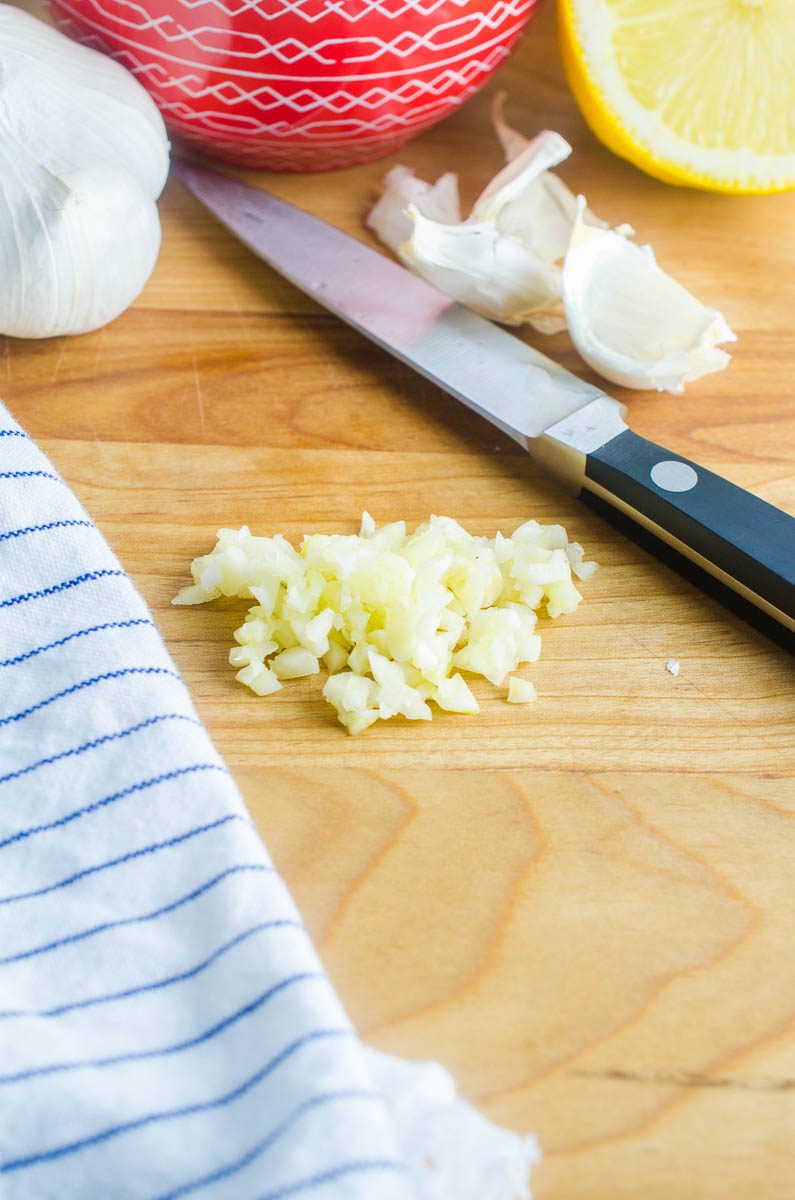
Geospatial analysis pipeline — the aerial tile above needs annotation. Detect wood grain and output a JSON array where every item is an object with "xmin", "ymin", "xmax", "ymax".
[{"xmin": 6, "ymin": 1, "xmax": 795, "ymax": 1196}]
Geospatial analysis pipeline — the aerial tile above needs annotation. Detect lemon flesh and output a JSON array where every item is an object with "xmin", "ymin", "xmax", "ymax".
[{"xmin": 559, "ymin": 0, "xmax": 795, "ymax": 193}]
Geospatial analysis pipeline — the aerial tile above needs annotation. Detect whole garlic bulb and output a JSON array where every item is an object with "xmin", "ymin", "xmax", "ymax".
[{"xmin": 0, "ymin": 5, "xmax": 170, "ymax": 338}]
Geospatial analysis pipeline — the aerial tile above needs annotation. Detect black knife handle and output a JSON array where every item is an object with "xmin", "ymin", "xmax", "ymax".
[{"xmin": 581, "ymin": 430, "xmax": 795, "ymax": 645}]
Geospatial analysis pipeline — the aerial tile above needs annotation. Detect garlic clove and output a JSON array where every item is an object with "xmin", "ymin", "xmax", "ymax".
[
  {"xmin": 367, "ymin": 105, "xmax": 571, "ymax": 329},
  {"xmin": 366, "ymin": 164, "xmax": 461, "ymax": 254},
  {"xmin": 471, "ymin": 134, "xmax": 584, "ymax": 320},
  {"xmin": 399, "ymin": 205, "xmax": 562, "ymax": 328},
  {"xmin": 395, "ymin": 141, "xmax": 572, "ymax": 327},
  {"xmin": 562, "ymin": 200, "xmax": 736, "ymax": 393}
]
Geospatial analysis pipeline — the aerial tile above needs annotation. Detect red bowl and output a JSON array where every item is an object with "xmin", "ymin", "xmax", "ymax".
[{"xmin": 48, "ymin": 0, "xmax": 541, "ymax": 171}]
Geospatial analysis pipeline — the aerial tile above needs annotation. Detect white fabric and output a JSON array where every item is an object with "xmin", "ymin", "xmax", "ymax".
[{"xmin": 0, "ymin": 405, "xmax": 538, "ymax": 1199}]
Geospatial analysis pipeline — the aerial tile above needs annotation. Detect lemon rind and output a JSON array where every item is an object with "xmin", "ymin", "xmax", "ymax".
[{"xmin": 558, "ymin": 0, "xmax": 795, "ymax": 195}]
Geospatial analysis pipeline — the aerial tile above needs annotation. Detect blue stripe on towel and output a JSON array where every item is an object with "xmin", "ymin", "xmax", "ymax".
[
  {"xmin": 0, "ymin": 666, "xmax": 182, "ymax": 728},
  {"xmin": 0, "ymin": 763, "xmax": 229, "ymax": 850},
  {"xmin": 0, "ymin": 619, "xmax": 155, "ymax": 668},
  {"xmin": 0, "ymin": 920, "xmax": 306, "ymax": 1021},
  {"xmin": 0, "ymin": 469, "xmax": 64, "ymax": 483},
  {"xmin": 0, "ymin": 865, "xmax": 272, "ymax": 967},
  {"xmin": 0, "ymin": 1029, "xmax": 353, "ymax": 1172},
  {"xmin": 256, "ymin": 1161, "xmax": 406, "ymax": 1200},
  {"xmin": 0, "ymin": 568, "xmax": 125, "ymax": 608},
  {"xmin": 0, "ymin": 518, "xmax": 94, "ymax": 544},
  {"xmin": 0, "ymin": 713, "xmax": 203, "ymax": 786},
  {"xmin": 155, "ymin": 1092, "xmax": 387, "ymax": 1200},
  {"xmin": 0, "ymin": 814, "xmax": 250, "ymax": 906},
  {"xmin": 0, "ymin": 973, "xmax": 329, "ymax": 1086}
]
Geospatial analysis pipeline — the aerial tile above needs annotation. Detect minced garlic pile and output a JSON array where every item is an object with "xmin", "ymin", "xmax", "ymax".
[{"xmin": 173, "ymin": 514, "xmax": 596, "ymax": 733}]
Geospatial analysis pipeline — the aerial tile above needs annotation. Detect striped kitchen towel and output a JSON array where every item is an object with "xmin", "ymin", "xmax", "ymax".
[{"xmin": 0, "ymin": 405, "xmax": 537, "ymax": 1200}]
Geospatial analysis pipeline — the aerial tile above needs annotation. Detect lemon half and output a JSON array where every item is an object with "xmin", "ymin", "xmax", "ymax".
[{"xmin": 559, "ymin": 0, "xmax": 795, "ymax": 194}]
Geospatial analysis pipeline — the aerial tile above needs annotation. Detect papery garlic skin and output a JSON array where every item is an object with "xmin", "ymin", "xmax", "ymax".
[
  {"xmin": 562, "ymin": 200, "xmax": 735, "ymax": 393},
  {"xmin": 491, "ymin": 90, "xmax": 531, "ymax": 164},
  {"xmin": 0, "ymin": 5, "xmax": 169, "ymax": 338},
  {"xmin": 477, "ymin": 109, "xmax": 619, "ymax": 275},
  {"xmin": 396, "ymin": 129, "xmax": 577, "ymax": 331},
  {"xmin": 369, "ymin": 114, "xmax": 612, "ymax": 334},
  {"xmin": 366, "ymin": 164, "xmax": 461, "ymax": 254},
  {"xmin": 365, "ymin": 95, "xmax": 736, "ymax": 391},
  {"xmin": 400, "ymin": 206, "xmax": 563, "ymax": 328},
  {"xmin": 472, "ymin": 128, "xmax": 574, "ymax": 251}
]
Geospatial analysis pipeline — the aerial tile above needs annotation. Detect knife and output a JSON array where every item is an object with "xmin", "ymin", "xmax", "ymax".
[{"xmin": 172, "ymin": 157, "xmax": 795, "ymax": 651}]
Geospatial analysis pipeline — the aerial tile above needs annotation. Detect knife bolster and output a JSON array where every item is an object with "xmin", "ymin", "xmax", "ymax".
[{"xmin": 530, "ymin": 397, "xmax": 628, "ymax": 491}]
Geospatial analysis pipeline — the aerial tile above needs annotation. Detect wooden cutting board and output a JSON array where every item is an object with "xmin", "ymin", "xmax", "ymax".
[{"xmin": 7, "ymin": 2, "xmax": 795, "ymax": 1195}]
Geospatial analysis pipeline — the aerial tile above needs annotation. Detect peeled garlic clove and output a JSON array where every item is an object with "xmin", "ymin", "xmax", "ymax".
[
  {"xmin": 562, "ymin": 200, "xmax": 735, "ymax": 393},
  {"xmin": 366, "ymin": 164, "xmax": 461, "ymax": 253},
  {"xmin": 0, "ymin": 6, "xmax": 169, "ymax": 338},
  {"xmin": 367, "ymin": 98, "xmax": 599, "ymax": 332},
  {"xmin": 400, "ymin": 206, "xmax": 562, "ymax": 328},
  {"xmin": 367, "ymin": 114, "xmax": 570, "ymax": 329},
  {"xmin": 506, "ymin": 676, "xmax": 537, "ymax": 704}
]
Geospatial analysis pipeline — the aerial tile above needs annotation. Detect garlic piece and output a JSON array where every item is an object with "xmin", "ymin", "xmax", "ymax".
[
  {"xmin": 366, "ymin": 164, "xmax": 461, "ymax": 254},
  {"xmin": 562, "ymin": 200, "xmax": 735, "ymax": 393},
  {"xmin": 0, "ymin": 6, "xmax": 169, "ymax": 338},
  {"xmin": 507, "ymin": 676, "xmax": 537, "ymax": 704}
]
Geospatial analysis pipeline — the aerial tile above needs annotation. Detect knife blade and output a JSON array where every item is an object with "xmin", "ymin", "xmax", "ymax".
[{"xmin": 172, "ymin": 157, "xmax": 795, "ymax": 649}]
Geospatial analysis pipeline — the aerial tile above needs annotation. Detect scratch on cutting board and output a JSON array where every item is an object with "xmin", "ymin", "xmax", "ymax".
[
  {"xmin": 91, "ymin": 325, "xmax": 108, "ymax": 377},
  {"xmin": 50, "ymin": 337, "xmax": 67, "ymax": 385},
  {"xmin": 234, "ymin": 301, "xmax": 254, "ymax": 345},
  {"xmin": 191, "ymin": 351, "xmax": 205, "ymax": 432},
  {"xmin": 574, "ymin": 1068, "xmax": 795, "ymax": 1092}
]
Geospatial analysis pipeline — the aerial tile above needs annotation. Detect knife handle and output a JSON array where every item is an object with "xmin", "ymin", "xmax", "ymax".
[{"xmin": 580, "ymin": 429, "xmax": 795, "ymax": 648}]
